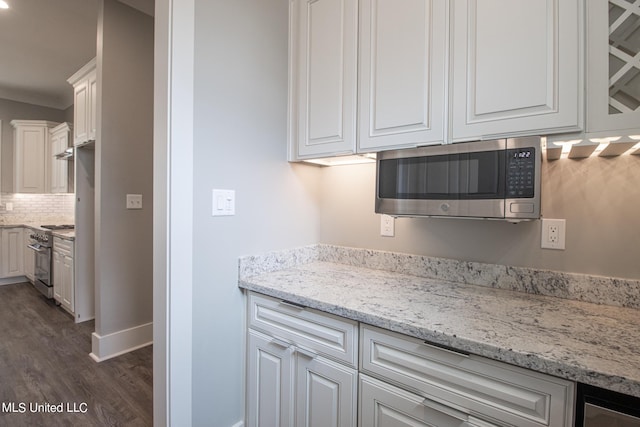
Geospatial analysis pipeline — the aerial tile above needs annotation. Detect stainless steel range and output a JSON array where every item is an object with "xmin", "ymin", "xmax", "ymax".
[{"xmin": 27, "ymin": 225, "xmax": 74, "ymax": 298}]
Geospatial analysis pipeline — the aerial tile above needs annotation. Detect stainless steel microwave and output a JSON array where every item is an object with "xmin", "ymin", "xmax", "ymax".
[{"xmin": 375, "ymin": 137, "xmax": 541, "ymax": 221}]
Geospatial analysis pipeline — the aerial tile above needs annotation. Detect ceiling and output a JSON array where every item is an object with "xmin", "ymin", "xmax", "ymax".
[{"xmin": 0, "ymin": 0, "xmax": 154, "ymax": 111}]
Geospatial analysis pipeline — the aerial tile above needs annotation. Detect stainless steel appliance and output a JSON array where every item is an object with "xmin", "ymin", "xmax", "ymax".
[
  {"xmin": 27, "ymin": 225, "xmax": 74, "ymax": 298},
  {"xmin": 375, "ymin": 136, "xmax": 541, "ymax": 221},
  {"xmin": 577, "ymin": 383, "xmax": 640, "ymax": 427}
]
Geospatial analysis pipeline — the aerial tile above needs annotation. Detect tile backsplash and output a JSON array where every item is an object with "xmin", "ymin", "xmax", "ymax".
[{"xmin": 0, "ymin": 193, "xmax": 75, "ymax": 224}]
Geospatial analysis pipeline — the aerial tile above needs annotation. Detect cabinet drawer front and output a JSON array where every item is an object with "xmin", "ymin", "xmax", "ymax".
[
  {"xmin": 361, "ymin": 325, "xmax": 574, "ymax": 427},
  {"xmin": 53, "ymin": 238, "xmax": 73, "ymax": 255},
  {"xmin": 248, "ymin": 292, "xmax": 358, "ymax": 366}
]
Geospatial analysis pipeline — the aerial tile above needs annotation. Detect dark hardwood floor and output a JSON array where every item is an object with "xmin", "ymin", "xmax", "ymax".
[{"xmin": 0, "ymin": 282, "xmax": 153, "ymax": 427}]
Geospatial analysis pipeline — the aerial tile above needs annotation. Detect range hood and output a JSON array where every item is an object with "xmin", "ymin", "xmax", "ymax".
[{"xmin": 55, "ymin": 147, "xmax": 74, "ymax": 160}]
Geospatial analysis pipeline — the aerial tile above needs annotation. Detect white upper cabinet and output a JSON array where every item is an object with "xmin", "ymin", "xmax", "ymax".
[
  {"xmin": 450, "ymin": 0, "xmax": 583, "ymax": 141},
  {"xmin": 586, "ymin": 0, "xmax": 640, "ymax": 134},
  {"xmin": 288, "ymin": 0, "xmax": 584, "ymax": 160},
  {"xmin": 68, "ymin": 58, "xmax": 97, "ymax": 147},
  {"xmin": 50, "ymin": 122, "xmax": 72, "ymax": 194},
  {"xmin": 11, "ymin": 120, "xmax": 59, "ymax": 193},
  {"xmin": 289, "ymin": 0, "xmax": 359, "ymax": 159},
  {"xmin": 357, "ymin": 0, "xmax": 447, "ymax": 151}
]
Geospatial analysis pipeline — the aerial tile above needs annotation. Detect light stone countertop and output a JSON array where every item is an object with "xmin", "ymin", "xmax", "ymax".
[
  {"xmin": 238, "ymin": 245, "xmax": 640, "ymax": 398},
  {"xmin": 0, "ymin": 222, "xmax": 75, "ymax": 240}
]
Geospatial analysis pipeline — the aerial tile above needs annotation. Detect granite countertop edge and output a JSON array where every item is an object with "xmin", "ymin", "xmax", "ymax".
[{"xmin": 238, "ymin": 246, "xmax": 640, "ymax": 399}]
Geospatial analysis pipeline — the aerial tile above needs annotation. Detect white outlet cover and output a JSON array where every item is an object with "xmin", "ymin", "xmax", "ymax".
[
  {"xmin": 541, "ymin": 218, "xmax": 566, "ymax": 250},
  {"xmin": 380, "ymin": 214, "xmax": 395, "ymax": 237}
]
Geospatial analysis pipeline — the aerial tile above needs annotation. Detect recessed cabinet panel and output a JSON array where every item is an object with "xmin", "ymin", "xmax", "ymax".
[
  {"xmin": 21, "ymin": 129, "xmax": 47, "ymax": 191},
  {"xmin": 1, "ymin": 228, "xmax": 24, "ymax": 278},
  {"xmin": 74, "ymin": 81, "xmax": 89, "ymax": 145},
  {"xmin": 451, "ymin": 0, "xmax": 582, "ymax": 140},
  {"xmin": 291, "ymin": 0, "xmax": 358, "ymax": 158},
  {"xmin": 88, "ymin": 71, "xmax": 98, "ymax": 142},
  {"xmin": 358, "ymin": 0, "xmax": 446, "ymax": 151},
  {"xmin": 473, "ymin": 1, "xmax": 549, "ymax": 115},
  {"xmin": 296, "ymin": 356, "xmax": 357, "ymax": 427}
]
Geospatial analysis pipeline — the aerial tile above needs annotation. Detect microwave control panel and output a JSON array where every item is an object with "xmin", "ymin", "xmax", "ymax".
[{"xmin": 506, "ymin": 147, "xmax": 536, "ymax": 198}]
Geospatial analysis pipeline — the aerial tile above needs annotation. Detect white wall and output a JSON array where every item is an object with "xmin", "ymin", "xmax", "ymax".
[
  {"xmin": 318, "ymin": 154, "xmax": 640, "ymax": 280},
  {"xmin": 191, "ymin": 0, "xmax": 321, "ymax": 424},
  {"xmin": 95, "ymin": 0, "xmax": 154, "ymax": 348}
]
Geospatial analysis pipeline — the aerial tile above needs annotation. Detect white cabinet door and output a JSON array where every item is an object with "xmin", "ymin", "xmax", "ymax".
[
  {"xmin": 12, "ymin": 121, "xmax": 55, "ymax": 193},
  {"xmin": 1, "ymin": 228, "xmax": 24, "ymax": 278},
  {"xmin": 359, "ymin": 375, "xmax": 470, "ymax": 427},
  {"xmin": 295, "ymin": 353, "xmax": 357, "ymax": 427},
  {"xmin": 87, "ymin": 70, "xmax": 98, "ymax": 143},
  {"xmin": 586, "ymin": 0, "xmax": 640, "ymax": 134},
  {"xmin": 23, "ymin": 230, "xmax": 34, "ymax": 282},
  {"xmin": 247, "ymin": 330, "xmax": 294, "ymax": 427},
  {"xmin": 50, "ymin": 123, "xmax": 71, "ymax": 194},
  {"xmin": 450, "ymin": 0, "xmax": 582, "ymax": 141},
  {"xmin": 62, "ymin": 250, "xmax": 74, "ymax": 312},
  {"xmin": 53, "ymin": 249, "xmax": 63, "ymax": 302},
  {"xmin": 53, "ymin": 237, "xmax": 74, "ymax": 313},
  {"xmin": 358, "ymin": 0, "xmax": 447, "ymax": 151},
  {"xmin": 68, "ymin": 59, "xmax": 97, "ymax": 146},
  {"xmin": 73, "ymin": 79, "xmax": 89, "ymax": 146},
  {"xmin": 289, "ymin": 0, "xmax": 358, "ymax": 159}
]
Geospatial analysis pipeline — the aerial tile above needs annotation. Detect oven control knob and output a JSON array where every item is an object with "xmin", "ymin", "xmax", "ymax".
[{"xmin": 440, "ymin": 203, "xmax": 450, "ymax": 212}]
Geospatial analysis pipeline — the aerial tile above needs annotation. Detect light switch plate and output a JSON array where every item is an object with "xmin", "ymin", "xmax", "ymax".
[
  {"xmin": 212, "ymin": 189, "xmax": 235, "ymax": 216},
  {"xmin": 126, "ymin": 194, "xmax": 143, "ymax": 210}
]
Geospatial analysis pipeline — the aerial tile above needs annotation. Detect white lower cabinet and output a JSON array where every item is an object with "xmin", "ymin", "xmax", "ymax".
[
  {"xmin": 360, "ymin": 325, "xmax": 575, "ymax": 427},
  {"xmin": 246, "ymin": 292, "xmax": 358, "ymax": 427},
  {"xmin": 360, "ymin": 375, "xmax": 489, "ymax": 427},
  {"xmin": 53, "ymin": 237, "xmax": 74, "ymax": 314},
  {"xmin": 245, "ymin": 293, "xmax": 575, "ymax": 427},
  {"xmin": 1, "ymin": 228, "xmax": 24, "ymax": 278}
]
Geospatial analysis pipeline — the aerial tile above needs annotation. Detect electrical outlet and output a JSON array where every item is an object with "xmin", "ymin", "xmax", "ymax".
[
  {"xmin": 541, "ymin": 219, "xmax": 566, "ymax": 250},
  {"xmin": 380, "ymin": 214, "xmax": 395, "ymax": 237}
]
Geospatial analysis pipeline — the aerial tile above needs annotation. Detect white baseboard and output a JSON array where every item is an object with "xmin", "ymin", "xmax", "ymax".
[
  {"xmin": 90, "ymin": 322, "xmax": 153, "ymax": 362},
  {"xmin": 0, "ymin": 276, "xmax": 29, "ymax": 286},
  {"xmin": 231, "ymin": 421, "xmax": 244, "ymax": 427}
]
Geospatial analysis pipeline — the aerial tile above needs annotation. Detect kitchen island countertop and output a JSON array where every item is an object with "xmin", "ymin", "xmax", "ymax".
[{"xmin": 238, "ymin": 245, "xmax": 640, "ymax": 398}]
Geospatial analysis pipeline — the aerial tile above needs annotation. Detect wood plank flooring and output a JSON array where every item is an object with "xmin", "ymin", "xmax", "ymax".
[{"xmin": 0, "ymin": 282, "xmax": 153, "ymax": 427}]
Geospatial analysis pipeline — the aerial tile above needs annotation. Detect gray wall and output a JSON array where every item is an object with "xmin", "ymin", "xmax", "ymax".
[
  {"xmin": 192, "ymin": 0, "xmax": 321, "ymax": 424},
  {"xmin": 0, "ymin": 98, "xmax": 66, "ymax": 192},
  {"xmin": 318, "ymin": 154, "xmax": 640, "ymax": 280},
  {"xmin": 95, "ymin": 0, "xmax": 154, "ymax": 336}
]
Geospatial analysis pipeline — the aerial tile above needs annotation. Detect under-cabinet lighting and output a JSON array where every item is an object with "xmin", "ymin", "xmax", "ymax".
[
  {"xmin": 622, "ymin": 142, "xmax": 640, "ymax": 156},
  {"xmin": 593, "ymin": 142, "xmax": 610, "ymax": 153},
  {"xmin": 303, "ymin": 153, "xmax": 377, "ymax": 166},
  {"xmin": 552, "ymin": 140, "xmax": 581, "ymax": 159},
  {"xmin": 0, "ymin": 1, "xmax": 8, "ymax": 9}
]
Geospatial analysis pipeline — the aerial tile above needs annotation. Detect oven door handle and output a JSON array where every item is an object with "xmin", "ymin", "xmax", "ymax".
[{"xmin": 27, "ymin": 244, "xmax": 48, "ymax": 253}]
